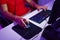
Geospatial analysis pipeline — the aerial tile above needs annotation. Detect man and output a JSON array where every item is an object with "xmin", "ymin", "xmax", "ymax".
[{"xmin": 0, "ymin": 0, "xmax": 47, "ymax": 28}]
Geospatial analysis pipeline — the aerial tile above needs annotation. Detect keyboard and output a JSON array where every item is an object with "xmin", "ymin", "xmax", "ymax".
[
  {"xmin": 29, "ymin": 10, "xmax": 51, "ymax": 23},
  {"xmin": 12, "ymin": 22, "xmax": 42, "ymax": 39}
]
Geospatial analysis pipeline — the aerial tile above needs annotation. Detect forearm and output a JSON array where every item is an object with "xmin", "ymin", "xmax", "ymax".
[
  {"xmin": 1, "ymin": 4, "xmax": 17, "ymax": 21},
  {"xmin": 26, "ymin": 0, "xmax": 39, "ymax": 8},
  {"xmin": 2, "ymin": 11, "xmax": 16, "ymax": 21}
]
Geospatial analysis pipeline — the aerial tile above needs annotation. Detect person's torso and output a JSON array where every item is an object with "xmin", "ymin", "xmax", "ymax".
[{"xmin": 7, "ymin": 0, "xmax": 30, "ymax": 16}]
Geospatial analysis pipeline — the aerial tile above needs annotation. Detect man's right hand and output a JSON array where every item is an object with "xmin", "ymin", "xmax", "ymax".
[{"xmin": 15, "ymin": 16, "xmax": 27, "ymax": 28}]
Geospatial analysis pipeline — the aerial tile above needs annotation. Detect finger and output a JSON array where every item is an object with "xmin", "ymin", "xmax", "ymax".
[
  {"xmin": 44, "ymin": 9, "xmax": 47, "ymax": 11},
  {"xmin": 44, "ymin": 8, "xmax": 47, "ymax": 11},
  {"xmin": 21, "ymin": 19, "xmax": 27, "ymax": 27},
  {"xmin": 37, "ymin": 8, "xmax": 41, "ymax": 11},
  {"xmin": 17, "ymin": 19, "xmax": 26, "ymax": 28},
  {"xmin": 23, "ymin": 19, "xmax": 29, "ymax": 24}
]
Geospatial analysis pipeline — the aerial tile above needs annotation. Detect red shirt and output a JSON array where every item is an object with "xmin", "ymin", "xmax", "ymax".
[{"xmin": 0, "ymin": 0, "xmax": 30, "ymax": 16}]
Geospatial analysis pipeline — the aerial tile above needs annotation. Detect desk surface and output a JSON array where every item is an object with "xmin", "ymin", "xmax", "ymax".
[
  {"xmin": 0, "ymin": 19, "xmax": 48, "ymax": 40},
  {"xmin": 0, "ymin": 10, "xmax": 49, "ymax": 40},
  {"xmin": 0, "ymin": 1, "xmax": 54, "ymax": 40}
]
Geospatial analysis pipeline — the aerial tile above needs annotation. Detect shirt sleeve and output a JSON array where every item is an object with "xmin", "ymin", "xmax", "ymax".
[{"xmin": 0, "ymin": 0, "xmax": 7, "ymax": 5}]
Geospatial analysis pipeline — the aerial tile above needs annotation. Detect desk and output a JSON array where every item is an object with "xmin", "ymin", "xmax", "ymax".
[
  {"xmin": 0, "ymin": 9, "xmax": 49, "ymax": 40},
  {"xmin": 0, "ymin": 1, "xmax": 54, "ymax": 40}
]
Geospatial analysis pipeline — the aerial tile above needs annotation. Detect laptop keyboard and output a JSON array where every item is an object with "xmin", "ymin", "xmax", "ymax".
[{"xmin": 29, "ymin": 10, "xmax": 51, "ymax": 23}]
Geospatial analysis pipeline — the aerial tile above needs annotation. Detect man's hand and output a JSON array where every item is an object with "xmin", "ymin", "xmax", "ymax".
[
  {"xmin": 15, "ymin": 16, "xmax": 28, "ymax": 28},
  {"xmin": 26, "ymin": 0, "xmax": 48, "ymax": 11},
  {"xmin": 36, "ymin": 5, "xmax": 48, "ymax": 11}
]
